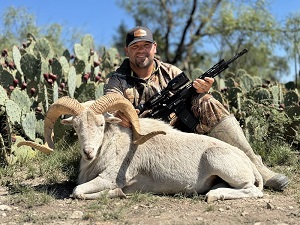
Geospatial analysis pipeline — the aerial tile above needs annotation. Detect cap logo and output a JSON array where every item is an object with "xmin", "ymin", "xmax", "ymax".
[{"xmin": 134, "ymin": 29, "xmax": 147, "ymax": 37}]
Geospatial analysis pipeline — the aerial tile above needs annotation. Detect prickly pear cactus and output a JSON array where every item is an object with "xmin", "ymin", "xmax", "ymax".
[
  {"xmin": 5, "ymin": 100, "xmax": 22, "ymax": 124},
  {"xmin": 9, "ymin": 136, "xmax": 37, "ymax": 164},
  {"xmin": 227, "ymin": 87, "xmax": 242, "ymax": 109},
  {"xmin": 0, "ymin": 66, "xmax": 14, "ymax": 89},
  {"xmin": 269, "ymin": 84, "xmax": 284, "ymax": 106},
  {"xmin": 3, "ymin": 33, "xmax": 298, "ymax": 166},
  {"xmin": 284, "ymin": 90, "xmax": 299, "ymax": 107},
  {"xmin": 68, "ymin": 66, "xmax": 77, "ymax": 98},
  {"xmin": 95, "ymin": 83, "xmax": 104, "ymax": 99},
  {"xmin": 10, "ymin": 88, "xmax": 32, "ymax": 112},
  {"xmin": 33, "ymin": 38, "xmax": 54, "ymax": 59},
  {"xmin": 21, "ymin": 111, "xmax": 36, "ymax": 140},
  {"xmin": 211, "ymin": 90, "xmax": 224, "ymax": 105},
  {"xmin": 190, "ymin": 68, "xmax": 203, "ymax": 81},
  {"xmin": 253, "ymin": 88, "xmax": 271, "ymax": 104},
  {"xmin": 225, "ymin": 77, "xmax": 236, "ymax": 88},
  {"xmin": 240, "ymin": 74, "xmax": 254, "ymax": 92},
  {"xmin": 12, "ymin": 46, "xmax": 22, "ymax": 74},
  {"xmin": 20, "ymin": 53, "xmax": 39, "ymax": 81},
  {"xmin": 0, "ymin": 85, "xmax": 8, "ymax": 105},
  {"xmin": 59, "ymin": 56, "xmax": 70, "ymax": 77},
  {"xmin": 203, "ymin": 67, "xmax": 300, "ymax": 149}
]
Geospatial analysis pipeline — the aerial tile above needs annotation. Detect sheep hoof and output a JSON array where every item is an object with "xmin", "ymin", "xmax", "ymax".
[
  {"xmin": 205, "ymin": 190, "xmax": 221, "ymax": 203},
  {"xmin": 264, "ymin": 174, "xmax": 289, "ymax": 191},
  {"xmin": 205, "ymin": 194, "xmax": 218, "ymax": 203},
  {"xmin": 71, "ymin": 193, "xmax": 86, "ymax": 199},
  {"xmin": 111, "ymin": 188, "xmax": 127, "ymax": 199}
]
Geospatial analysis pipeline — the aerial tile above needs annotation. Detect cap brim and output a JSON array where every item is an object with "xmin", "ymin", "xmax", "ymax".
[{"xmin": 127, "ymin": 38, "xmax": 155, "ymax": 47}]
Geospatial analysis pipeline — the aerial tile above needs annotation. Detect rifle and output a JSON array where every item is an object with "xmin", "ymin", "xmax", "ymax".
[{"xmin": 136, "ymin": 49, "xmax": 248, "ymax": 132}]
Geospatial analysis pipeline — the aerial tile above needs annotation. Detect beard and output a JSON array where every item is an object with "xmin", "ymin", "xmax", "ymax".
[{"xmin": 134, "ymin": 55, "xmax": 153, "ymax": 68}]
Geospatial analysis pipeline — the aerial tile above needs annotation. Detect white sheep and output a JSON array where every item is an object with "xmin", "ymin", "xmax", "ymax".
[{"xmin": 18, "ymin": 94, "xmax": 263, "ymax": 202}]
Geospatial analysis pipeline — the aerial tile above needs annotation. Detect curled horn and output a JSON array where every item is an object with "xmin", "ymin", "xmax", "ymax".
[
  {"xmin": 89, "ymin": 93, "xmax": 166, "ymax": 144},
  {"xmin": 18, "ymin": 96, "xmax": 85, "ymax": 153}
]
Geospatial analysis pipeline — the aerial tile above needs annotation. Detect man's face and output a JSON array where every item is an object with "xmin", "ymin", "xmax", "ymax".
[{"xmin": 125, "ymin": 41, "xmax": 157, "ymax": 68}]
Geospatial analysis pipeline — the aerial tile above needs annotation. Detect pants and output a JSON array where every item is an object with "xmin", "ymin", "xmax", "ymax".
[{"xmin": 191, "ymin": 93, "xmax": 230, "ymax": 134}]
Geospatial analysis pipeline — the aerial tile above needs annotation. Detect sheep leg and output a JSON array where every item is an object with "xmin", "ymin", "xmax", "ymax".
[
  {"xmin": 201, "ymin": 147, "xmax": 264, "ymax": 203},
  {"xmin": 72, "ymin": 176, "xmax": 123, "ymax": 199},
  {"xmin": 205, "ymin": 185, "xmax": 263, "ymax": 203},
  {"xmin": 72, "ymin": 188, "xmax": 126, "ymax": 200}
]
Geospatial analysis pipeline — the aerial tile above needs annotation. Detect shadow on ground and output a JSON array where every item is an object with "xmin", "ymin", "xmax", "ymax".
[{"xmin": 33, "ymin": 181, "xmax": 76, "ymax": 199}]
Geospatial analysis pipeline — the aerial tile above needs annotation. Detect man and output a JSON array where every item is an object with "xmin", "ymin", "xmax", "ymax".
[{"xmin": 104, "ymin": 26, "xmax": 288, "ymax": 191}]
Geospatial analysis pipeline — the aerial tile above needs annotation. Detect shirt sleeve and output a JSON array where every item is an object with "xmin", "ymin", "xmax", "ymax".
[{"xmin": 104, "ymin": 74, "xmax": 125, "ymax": 96}]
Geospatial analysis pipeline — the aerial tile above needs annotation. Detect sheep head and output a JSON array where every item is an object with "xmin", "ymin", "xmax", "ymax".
[
  {"xmin": 89, "ymin": 93, "xmax": 166, "ymax": 144},
  {"xmin": 17, "ymin": 93, "xmax": 166, "ymax": 153}
]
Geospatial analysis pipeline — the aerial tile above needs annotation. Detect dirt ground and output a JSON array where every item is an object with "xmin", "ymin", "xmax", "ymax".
[{"xmin": 0, "ymin": 172, "xmax": 299, "ymax": 225}]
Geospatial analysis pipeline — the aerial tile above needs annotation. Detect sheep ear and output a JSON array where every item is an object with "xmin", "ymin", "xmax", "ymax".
[
  {"xmin": 105, "ymin": 117, "xmax": 122, "ymax": 124},
  {"xmin": 104, "ymin": 113, "xmax": 122, "ymax": 124},
  {"xmin": 61, "ymin": 116, "xmax": 73, "ymax": 125}
]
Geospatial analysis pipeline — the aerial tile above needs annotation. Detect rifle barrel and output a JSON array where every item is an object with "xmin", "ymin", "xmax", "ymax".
[{"xmin": 226, "ymin": 49, "xmax": 248, "ymax": 64}]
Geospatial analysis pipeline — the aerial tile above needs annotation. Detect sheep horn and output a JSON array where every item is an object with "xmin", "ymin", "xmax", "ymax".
[
  {"xmin": 89, "ymin": 93, "xmax": 166, "ymax": 145},
  {"xmin": 17, "ymin": 96, "xmax": 85, "ymax": 153},
  {"xmin": 17, "ymin": 141, "xmax": 54, "ymax": 154}
]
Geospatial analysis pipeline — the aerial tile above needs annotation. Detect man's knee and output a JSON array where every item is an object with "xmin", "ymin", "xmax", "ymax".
[{"xmin": 191, "ymin": 93, "xmax": 230, "ymax": 134}]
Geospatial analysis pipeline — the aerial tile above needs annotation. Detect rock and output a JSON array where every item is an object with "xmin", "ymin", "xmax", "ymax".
[
  {"xmin": 0, "ymin": 205, "xmax": 12, "ymax": 211},
  {"xmin": 266, "ymin": 202, "xmax": 275, "ymax": 210},
  {"xmin": 70, "ymin": 210, "xmax": 83, "ymax": 219},
  {"xmin": 241, "ymin": 211, "xmax": 249, "ymax": 216}
]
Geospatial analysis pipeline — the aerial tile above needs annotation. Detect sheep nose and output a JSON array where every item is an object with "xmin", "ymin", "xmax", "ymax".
[{"xmin": 83, "ymin": 148, "xmax": 93, "ymax": 158}]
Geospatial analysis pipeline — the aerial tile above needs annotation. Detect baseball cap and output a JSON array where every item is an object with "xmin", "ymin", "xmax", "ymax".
[{"xmin": 126, "ymin": 26, "xmax": 155, "ymax": 47}]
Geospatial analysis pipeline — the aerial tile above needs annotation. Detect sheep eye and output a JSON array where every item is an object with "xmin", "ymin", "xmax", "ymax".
[{"xmin": 95, "ymin": 121, "xmax": 104, "ymax": 127}]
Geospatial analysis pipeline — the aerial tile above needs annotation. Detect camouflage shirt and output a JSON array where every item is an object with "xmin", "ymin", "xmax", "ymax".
[
  {"xmin": 104, "ymin": 58, "xmax": 181, "ymax": 107},
  {"xmin": 104, "ymin": 58, "xmax": 230, "ymax": 134}
]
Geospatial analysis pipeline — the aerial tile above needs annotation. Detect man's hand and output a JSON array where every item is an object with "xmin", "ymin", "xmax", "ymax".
[{"xmin": 192, "ymin": 77, "xmax": 214, "ymax": 93}]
